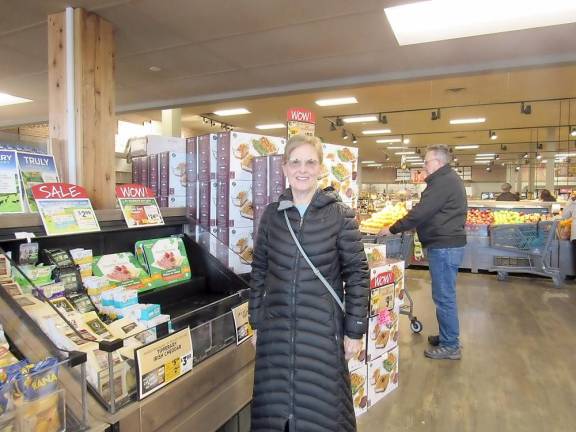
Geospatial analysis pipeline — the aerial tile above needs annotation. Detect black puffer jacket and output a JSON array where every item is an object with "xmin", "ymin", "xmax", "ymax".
[{"xmin": 249, "ymin": 188, "xmax": 369, "ymax": 432}]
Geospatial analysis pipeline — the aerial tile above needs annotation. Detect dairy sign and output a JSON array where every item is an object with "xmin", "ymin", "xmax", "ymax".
[
  {"xmin": 31, "ymin": 183, "xmax": 100, "ymax": 236},
  {"xmin": 287, "ymin": 108, "xmax": 316, "ymax": 139},
  {"xmin": 116, "ymin": 184, "xmax": 164, "ymax": 228}
]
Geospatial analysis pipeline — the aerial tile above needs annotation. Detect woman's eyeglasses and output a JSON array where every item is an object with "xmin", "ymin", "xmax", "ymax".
[{"xmin": 286, "ymin": 159, "xmax": 320, "ymax": 169}]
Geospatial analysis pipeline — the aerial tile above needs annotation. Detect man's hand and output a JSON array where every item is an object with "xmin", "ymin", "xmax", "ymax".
[
  {"xmin": 344, "ymin": 336, "xmax": 363, "ymax": 361},
  {"xmin": 251, "ymin": 329, "xmax": 257, "ymax": 348},
  {"xmin": 379, "ymin": 227, "xmax": 392, "ymax": 236}
]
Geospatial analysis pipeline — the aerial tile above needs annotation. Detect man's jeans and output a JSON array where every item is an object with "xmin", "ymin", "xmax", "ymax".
[{"xmin": 426, "ymin": 247, "xmax": 465, "ymax": 349}]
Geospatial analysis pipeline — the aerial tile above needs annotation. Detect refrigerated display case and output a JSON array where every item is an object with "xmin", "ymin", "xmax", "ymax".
[{"xmin": 0, "ymin": 208, "xmax": 255, "ymax": 431}]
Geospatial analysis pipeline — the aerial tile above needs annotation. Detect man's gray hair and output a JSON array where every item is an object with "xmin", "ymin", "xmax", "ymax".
[{"xmin": 426, "ymin": 144, "xmax": 452, "ymax": 165}]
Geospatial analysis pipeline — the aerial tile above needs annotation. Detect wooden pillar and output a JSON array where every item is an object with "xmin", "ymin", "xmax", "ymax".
[{"xmin": 48, "ymin": 9, "xmax": 116, "ymax": 209}]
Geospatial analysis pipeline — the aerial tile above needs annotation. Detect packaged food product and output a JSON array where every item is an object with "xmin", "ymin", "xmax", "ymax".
[
  {"xmin": 134, "ymin": 237, "xmax": 191, "ymax": 288},
  {"xmin": 92, "ymin": 253, "xmax": 148, "ymax": 291}
]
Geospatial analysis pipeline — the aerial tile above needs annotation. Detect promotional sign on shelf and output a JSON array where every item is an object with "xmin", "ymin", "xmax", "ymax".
[
  {"xmin": 31, "ymin": 183, "xmax": 100, "ymax": 236},
  {"xmin": 231, "ymin": 302, "xmax": 253, "ymax": 345},
  {"xmin": 17, "ymin": 151, "xmax": 60, "ymax": 212},
  {"xmin": 135, "ymin": 327, "xmax": 193, "ymax": 400},
  {"xmin": 0, "ymin": 150, "xmax": 25, "ymax": 214},
  {"xmin": 115, "ymin": 184, "xmax": 164, "ymax": 228},
  {"xmin": 287, "ymin": 108, "xmax": 316, "ymax": 139}
]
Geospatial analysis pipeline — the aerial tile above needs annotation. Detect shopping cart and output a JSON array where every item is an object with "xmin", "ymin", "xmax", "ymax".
[
  {"xmin": 375, "ymin": 232, "xmax": 423, "ymax": 333},
  {"xmin": 488, "ymin": 220, "xmax": 563, "ymax": 287}
]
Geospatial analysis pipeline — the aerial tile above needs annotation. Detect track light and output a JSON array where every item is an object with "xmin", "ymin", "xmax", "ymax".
[
  {"xmin": 536, "ymin": 153, "xmax": 542, "ymax": 160},
  {"xmin": 335, "ymin": 117, "xmax": 344, "ymax": 127},
  {"xmin": 523, "ymin": 152, "xmax": 529, "ymax": 159},
  {"xmin": 342, "ymin": 129, "xmax": 349, "ymax": 140},
  {"xmin": 515, "ymin": 166, "xmax": 520, "ymax": 172},
  {"xmin": 379, "ymin": 113, "xmax": 388, "ymax": 124},
  {"xmin": 537, "ymin": 142, "xmax": 543, "ymax": 150},
  {"xmin": 500, "ymin": 144, "xmax": 507, "ymax": 151},
  {"xmin": 486, "ymin": 166, "xmax": 492, "ymax": 172},
  {"xmin": 495, "ymin": 154, "xmax": 500, "ymax": 160},
  {"xmin": 352, "ymin": 135, "xmax": 358, "ymax": 144},
  {"xmin": 489, "ymin": 130, "xmax": 497, "ymax": 140},
  {"xmin": 570, "ymin": 126, "xmax": 576, "ymax": 137},
  {"xmin": 330, "ymin": 122, "xmax": 337, "ymax": 131},
  {"xmin": 521, "ymin": 102, "xmax": 532, "ymax": 115},
  {"xmin": 384, "ymin": 154, "xmax": 390, "ymax": 161},
  {"xmin": 415, "ymin": 148, "xmax": 422, "ymax": 155},
  {"xmin": 431, "ymin": 109, "xmax": 441, "ymax": 121}
]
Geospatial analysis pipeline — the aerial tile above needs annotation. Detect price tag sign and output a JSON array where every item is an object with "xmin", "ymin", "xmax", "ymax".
[
  {"xmin": 135, "ymin": 327, "xmax": 193, "ymax": 400},
  {"xmin": 116, "ymin": 184, "xmax": 165, "ymax": 228},
  {"xmin": 31, "ymin": 183, "xmax": 100, "ymax": 236},
  {"xmin": 287, "ymin": 108, "xmax": 316, "ymax": 139},
  {"xmin": 232, "ymin": 302, "xmax": 253, "ymax": 345}
]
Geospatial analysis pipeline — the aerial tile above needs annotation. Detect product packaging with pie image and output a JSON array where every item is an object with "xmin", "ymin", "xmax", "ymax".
[
  {"xmin": 367, "ymin": 306, "xmax": 399, "ymax": 361},
  {"xmin": 347, "ymin": 334, "xmax": 367, "ymax": 373},
  {"xmin": 367, "ymin": 346, "xmax": 399, "ymax": 407},
  {"xmin": 135, "ymin": 236, "xmax": 191, "ymax": 289},
  {"xmin": 350, "ymin": 365, "xmax": 368, "ymax": 417},
  {"xmin": 92, "ymin": 253, "xmax": 149, "ymax": 291}
]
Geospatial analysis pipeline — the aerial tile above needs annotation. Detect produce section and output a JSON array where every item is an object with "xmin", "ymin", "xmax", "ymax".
[{"xmin": 360, "ymin": 202, "xmax": 408, "ymax": 234}]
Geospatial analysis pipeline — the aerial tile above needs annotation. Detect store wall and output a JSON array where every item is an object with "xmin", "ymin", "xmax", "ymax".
[
  {"xmin": 360, "ymin": 167, "xmax": 397, "ymax": 183},
  {"xmin": 471, "ymin": 166, "xmax": 506, "ymax": 182}
]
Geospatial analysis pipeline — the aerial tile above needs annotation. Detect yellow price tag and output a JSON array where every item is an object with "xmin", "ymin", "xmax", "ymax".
[{"xmin": 164, "ymin": 358, "xmax": 181, "ymax": 383}]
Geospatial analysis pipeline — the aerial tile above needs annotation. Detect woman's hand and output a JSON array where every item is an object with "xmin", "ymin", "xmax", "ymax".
[
  {"xmin": 251, "ymin": 329, "xmax": 257, "ymax": 348},
  {"xmin": 343, "ymin": 336, "xmax": 363, "ymax": 361}
]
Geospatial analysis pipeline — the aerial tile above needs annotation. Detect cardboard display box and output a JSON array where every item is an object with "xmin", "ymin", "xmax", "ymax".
[{"xmin": 367, "ymin": 346, "xmax": 399, "ymax": 407}]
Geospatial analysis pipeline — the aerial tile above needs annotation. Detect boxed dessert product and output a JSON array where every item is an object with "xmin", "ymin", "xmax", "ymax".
[
  {"xmin": 229, "ymin": 227, "xmax": 254, "ymax": 264},
  {"xmin": 350, "ymin": 365, "xmax": 368, "ymax": 417},
  {"xmin": 197, "ymin": 134, "xmax": 218, "ymax": 181},
  {"xmin": 252, "ymin": 156, "xmax": 268, "ymax": 205},
  {"xmin": 135, "ymin": 237, "xmax": 191, "ymax": 288},
  {"xmin": 139, "ymin": 157, "xmax": 149, "ymax": 188},
  {"xmin": 268, "ymin": 155, "xmax": 286, "ymax": 203},
  {"xmin": 367, "ymin": 307, "xmax": 399, "ymax": 361},
  {"xmin": 218, "ymin": 132, "xmax": 285, "ymax": 181},
  {"xmin": 164, "ymin": 194, "xmax": 185, "ymax": 208},
  {"xmin": 148, "ymin": 154, "xmax": 159, "ymax": 197},
  {"xmin": 186, "ymin": 137, "xmax": 198, "ymax": 219},
  {"xmin": 364, "ymin": 244, "xmax": 387, "ymax": 268},
  {"xmin": 198, "ymin": 181, "xmax": 211, "ymax": 228},
  {"xmin": 318, "ymin": 143, "xmax": 358, "ymax": 203},
  {"xmin": 92, "ymin": 253, "xmax": 149, "ymax": 291},
  {"xmin": 226, "ymin": 180, "xmax": 253, "ymax": 228},
  {"xmin": 347, "ymin": 334, "xmax": 367, "ymax": 373},
  {"xmin": 186, "ymin": 180, "xmax": 198, "ymax": 219},
  {"xmin": 227, "ymin": 250, "xmax": 252, "ymax": 275},
  {"xmin": 215, "ymin": 180, "xmax": 230, "ymax": 228},
  {"xmin": 158, "ymin": 151, "xmax": 186, "ymax": 196},
  {"xmin": 367, "ymin": 346, "xmax": 399, "ymax": 406},
  {"xmin": 369, "ymin": 283, "xmax": 395, "ymax": 317}
]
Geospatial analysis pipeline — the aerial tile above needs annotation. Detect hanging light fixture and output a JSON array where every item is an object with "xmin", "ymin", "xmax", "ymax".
[
  {"xmin": 342, "ymin": 129, "xmax": 349, "ymax": 140},
  {"xmin": 489, "ymin": 130, "xmax": 498, "ymax": 140}
]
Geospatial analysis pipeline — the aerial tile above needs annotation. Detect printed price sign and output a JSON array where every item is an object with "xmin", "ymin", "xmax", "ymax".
[
  {"xmin": 116, "ymin": 184, "xmax": 164, "ymax": 228},
  {"xmin": 287, "ymin": 108, "xmax": 316, "ymax": 139},
  {"xmin": 135, "ymin": 327, "xmax": 193, "ymax": 400},
  {"xmin": 232, "ymin": 302, "xmax": 254, "ymax": 345},
  {"xmin": 31, "ymin": 183, "xmax": 100, "ymax": 236}
]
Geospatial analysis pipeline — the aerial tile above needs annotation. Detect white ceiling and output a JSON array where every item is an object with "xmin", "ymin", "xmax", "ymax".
[{"xmin": 2, "ymin": 0, "xmax": 576, "ymax": 167}]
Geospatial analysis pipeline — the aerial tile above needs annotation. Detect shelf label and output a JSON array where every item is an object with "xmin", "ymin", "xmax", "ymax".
[
  {"xmin": 135, "ymin": 327, "xmax": 193, "ymax": 400},
  {"xmin": 31, "ymin": 183, "xmax": 100, "ymax": 236},
  {"xmin": 232, "ymin": 302, "xmax": 253, "ymax": 345},
  {"xmin": 116, "ymin": 184, "xmax": 164, "ymax": 228}
]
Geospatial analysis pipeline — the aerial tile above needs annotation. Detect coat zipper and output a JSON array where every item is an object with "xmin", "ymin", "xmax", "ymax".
[{"xmin": 289, "ymin": 208, "xmax": 306, "ymax": 426}]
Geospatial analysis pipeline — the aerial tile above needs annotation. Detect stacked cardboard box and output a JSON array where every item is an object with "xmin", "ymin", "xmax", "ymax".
[
  {"xmin": 319, "ymin": 143, "xmax": 359, "ymax": 209},
  {"xmin": 348, "ymin": 244, "xmax": 403, "ymax": 417}
]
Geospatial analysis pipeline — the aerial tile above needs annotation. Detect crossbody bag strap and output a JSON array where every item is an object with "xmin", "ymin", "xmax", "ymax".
[{"xmin": 284, "ymin": 210, "xmax": 345, "ymax": 313}]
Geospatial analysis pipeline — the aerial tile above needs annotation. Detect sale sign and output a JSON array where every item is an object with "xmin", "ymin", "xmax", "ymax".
[
  {"xmin": 287, "ymin": 108, "xmax": 316, "ymax": 139},
  {"xmin": 31, "ymin": 183, "xmax": 100, "ymax": 236},
  {"xmin": 116, "ymin": 184, "xmax": 164, "ymax": 228}
]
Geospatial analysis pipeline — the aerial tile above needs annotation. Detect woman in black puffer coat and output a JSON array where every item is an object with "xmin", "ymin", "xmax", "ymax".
[{"xmin": 249, "ymin": 135, "xmax": 369, "ymax": 432}]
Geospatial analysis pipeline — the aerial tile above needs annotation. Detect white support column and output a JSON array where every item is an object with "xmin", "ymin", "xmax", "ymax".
[{"xmin": 161, "ymin": 108, "xmax": 182, "ymax": 137}]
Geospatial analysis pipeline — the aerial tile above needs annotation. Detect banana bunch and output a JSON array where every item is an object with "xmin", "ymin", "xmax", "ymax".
[{"xmin": 360, "ymin": 203, "xmax": 408, "ymax": 233}]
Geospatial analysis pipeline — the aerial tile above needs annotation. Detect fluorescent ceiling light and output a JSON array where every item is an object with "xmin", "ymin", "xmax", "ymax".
[
  {"xmin": 387, "ymin": 146, "xmax": 407, "ymax": 149},
  {"xmin": 255, "ymin": 123, "xmax": 285, "ymax": 130},
  {"xmin": 363, "ymin": 129, "xmax": 391, "ymax": 135},
  {"xmin": 474, "ymin": 160, "xmax": 491, "ymax": 164},
  {"xmin": 403, "ymin": 138, "xmax": 411, "ymax": 144},
  {"xmin": 449, "ymin": 118, "xmax": 486, "ymax": 125},
  {"xmin": 213, "ymin": 108, "xmax": 250, "ymax": 116},
  {"xmin": 395, "ymin": 151, "xmax": 415, "ymax": 155},
  {"xmin": 410, "ymin": 162, "xmax": 425, "ymax": 166},
  {"xmin": 556, "ymin": 153, "xmax": 576, "ymax": 157},
  {"xmin": 455, "ymin": 145, "xmax": 479, "ymax": 150},
  {"xmin": 476, "ymin": 153, "xmax": 495, "ymax": 157},
  {"xmin": 315, "ymin": 97, "xmax": 358, "ymax": 106},
  {"xmin": 366, "ymin": 163, "xmax": 382, "ymax": 167},
  {"xmin": 475, "ymin": 156, "xmax": 495, "ymax": 160},
  {"xmin": 361, "ymin": 160, "xmax": 376, "ymax": 164},
  {"xmin": 342, "ymin": 115, "xmax": 378, "ymax": 124},
  {"xmin": 384, "ymin": 0, "xmax": 576, "ymax": 46},
  {"xmin": 0, "ymin": 92, "xmax": 32, "ymax": 107},
  {"xmin": 377, "ymin": 138, "xmax": 402, "ymax": 143}
]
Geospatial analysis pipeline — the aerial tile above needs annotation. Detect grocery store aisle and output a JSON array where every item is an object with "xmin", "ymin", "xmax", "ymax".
[{"xmin": 358, "ymin": 269, "xmax": 576, "ymax": 432}]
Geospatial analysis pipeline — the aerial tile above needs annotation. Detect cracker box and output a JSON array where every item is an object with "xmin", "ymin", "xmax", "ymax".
[
  {"xmin": 135, "ymin": 237, "xmax": 191, "ymax": 289},
  {"xmin": 367, "ymin": 346, "xmax": 399, "ymax": 407},
  {"xmin": 350, "ymin": 365, "xmax": 369, "ymax": 417},
  {"xmin": 218, "ymin": 132, "xmax": 286, "ymax": 181},
  {"xmin": 92, "ymin": 253, "xmax": 149, "ymax": 291},
  {"xmin": 367, "ymin": 307, "xmax": 399, "ymax": 362}
]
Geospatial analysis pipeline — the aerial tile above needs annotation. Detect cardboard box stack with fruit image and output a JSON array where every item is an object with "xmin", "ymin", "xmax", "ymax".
[{"xmin": 347, "ymin": 244, "xmax": 404, "ymax": 416}]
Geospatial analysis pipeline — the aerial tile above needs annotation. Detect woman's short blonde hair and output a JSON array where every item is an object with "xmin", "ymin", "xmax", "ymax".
[{"xmin": 283, "ymin": 135, "xmax": 323, "ymax": 164}]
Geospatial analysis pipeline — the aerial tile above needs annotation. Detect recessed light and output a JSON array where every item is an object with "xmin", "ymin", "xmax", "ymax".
[
  {"xmin": 213, "ymin": 108, "xmax": 250, "ymax": 116},
  {"xmin": 315, "ymin": 97, "xmax": 358, "ymax": 107},
  {"xmin": 149, "ymin": 66, "xmax": 162, "ymax": 72},
  {"xmin": 363, "ymin": 129, "xmax": 392, "ymax": 135},
  {"xmin": 377, "ymin": 138, "xmax": 402, "ymax": 143},
  {"xmin": 475, "ymin": 156, "xmax": 495, "ymax": 160},
  {"xmin": 395, "ymin": 151, "xmax": 415, "ymax": 155},
  {"xmin": 490, "ymin": 131, "xmax": 498, "ymax": 140},
  {"xmin": 474, "ymin": 160, "xmax": 491, "ymax": 164},
  {"xmin": 455, "ymin": 145, "xmax": 479, "ymax": 150},
  {"xmin": 384, "ymin": 0, "xmax": 576, "ymax": 46},
  {"xmin": 255, "ymin": 123, "xmax": 285, "ymax": 130},
  {"xmin": 477, "ymin": 153, "xmax": 495, "ymax": 157},
  {"xmin": 342, "ymin": 115, "xmax": 378, "ymax": 124},
  {"xmin": 403, "ymin": 138, "xmax": 411, "ymax": 144},
  {"xmin": 387, "ymin": 146, "xmax": 407, "ymax": 149},
  {"xmin": 361, "ymin": 160, "xmax": 376, "ymax": 164},
  {"xmin": 0, "ymin": 92, "xmax": 32, "ymax": 107},
  {"xmin": 449, "ymin": 118, "xmax": 486, "ymax": 125}
]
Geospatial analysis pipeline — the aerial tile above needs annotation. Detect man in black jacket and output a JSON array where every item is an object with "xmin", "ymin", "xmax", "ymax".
[{"xmin": 380, "ymin": 144, "xmax": 467, "ymax": 360}]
